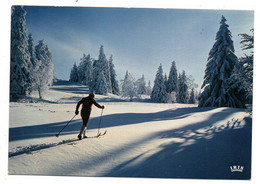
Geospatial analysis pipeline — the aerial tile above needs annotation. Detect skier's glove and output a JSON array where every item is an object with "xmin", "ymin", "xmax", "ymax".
[
  {"xmin": 75, "ymin": 110, "xmax": 79, "ymax": 115},
  {"xmin": 102, "ymin": 105, "xmax": 105, "ymax": 109}
]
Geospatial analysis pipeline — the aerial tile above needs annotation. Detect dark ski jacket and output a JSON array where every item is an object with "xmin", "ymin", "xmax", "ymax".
[{"xmin": 76, "ymin": 96, "xmax": 102, "ymax": 112}]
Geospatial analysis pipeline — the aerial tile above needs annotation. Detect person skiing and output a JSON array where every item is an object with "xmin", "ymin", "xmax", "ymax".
[{"xmin": 75, "ymin": 93, "xmax": 104, "ymax": 140}]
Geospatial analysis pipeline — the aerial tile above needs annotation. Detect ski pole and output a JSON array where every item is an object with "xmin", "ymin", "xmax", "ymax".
[
  {"xmin": 97, "ymin": 108, "xmax": 104, "ymax": 136},
  {"xmin": 56, "ymin": 114, "xmax": 77, "ymax": 137}
]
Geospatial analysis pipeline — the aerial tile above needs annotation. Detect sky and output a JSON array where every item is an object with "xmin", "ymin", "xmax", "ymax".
[{"xmin": 23, "ymin": 6, "xmax": 254, "ymax": 89}]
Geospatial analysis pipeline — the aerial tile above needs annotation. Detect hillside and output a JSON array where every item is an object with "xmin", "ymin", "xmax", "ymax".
[{"xmin": 8, "ymin": 81, "xmax": 252, "ymax": 179}]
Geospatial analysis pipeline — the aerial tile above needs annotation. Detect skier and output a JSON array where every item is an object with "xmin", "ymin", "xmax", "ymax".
[{"xmin": 75, "ymin": 93, "xmax": 104, "ymax": 140}]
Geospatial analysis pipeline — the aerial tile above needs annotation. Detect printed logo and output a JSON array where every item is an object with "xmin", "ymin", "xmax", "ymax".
[{"xmin": 230, "ymin": 165, "xmax": 244, "ymax": 173}]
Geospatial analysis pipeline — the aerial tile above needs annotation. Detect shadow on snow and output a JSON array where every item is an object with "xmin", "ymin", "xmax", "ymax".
[
  {"xmin": 9, "ymin": 107, "xmax": 251, "ymax": 179},
  {"xmin": 9, "ymin": 106, "xmax": 215, "ymax": 142}
]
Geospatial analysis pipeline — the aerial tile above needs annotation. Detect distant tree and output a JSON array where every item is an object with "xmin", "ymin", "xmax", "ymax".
[
  {"xmin": 136, "ymin": 75, "xmax": 146, "ymax": 95},
  {"xmin": 151, "ymin": 64, "xmax": 168, "ymax": 103},
  {"xmin": 92, "ymin": 45, "xmax": 111, "ymax": 94},
  {"xmin": 69, "ymin": 62, "xmax": 79, "ymax": 83},
  {"xmin": 177, "ymin": 71, "xmax": 189, "ymax": 103},
  {"xmin": 78, "ymin": 54, "xmax": 92, "ymax": 85},
  {"xmin": 84, "ymin": 54, "xmax": 93, "ymax": 89},
  {"xmin": 95, "ymin": 72, "xmax": 108, "ymax": 95},
  {"xmin": 188, "ymin": 88, "xmax": 196, "ymax": 104},
  {"xmin": 146, "ymin": 80, "xmax": 152, "ymax": 96},
  {"xmin": 167, "ymin": 61, "xmax": 178, "ymax": 93},
  {"xmin": 10, "ymin": 6, "xmax": 32, "ymax": 99},
  {"xmin": 109, "ymin": 55, "xmax": 120, "ymax": 95},
  {"xmin": 199, "ymin": 16, "xmax": 245, "ymax": 108},
  {"xmin": 122, "ymin": 71, "xmax": 136, "ymax": 101}
]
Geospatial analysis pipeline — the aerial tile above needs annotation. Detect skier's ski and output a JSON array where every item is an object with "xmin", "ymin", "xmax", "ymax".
[{"xmin": 83, "ymin": 130, "xmax": 107, "ymax": 139}]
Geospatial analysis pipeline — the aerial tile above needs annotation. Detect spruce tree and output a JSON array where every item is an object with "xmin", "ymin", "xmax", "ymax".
[
  {"xmin": 10, "ymin": 6, "xmax": 32, "ymax": 99},
  {"xmin": 77, "ymin": 54, "xmax": 93, "ymax": 85},
  {"xmin": 92, "ymin": 45, "xmax": 111, "ymax": 94},
  {"xmin": 167, "ymin": 61, "xmax": 178, "ymax": 93},
  {"xmin": 84, "ymin": 54, "xmax": 93, "ymax": 88},
  {"xmin": 109, "ymin": 55, "xmax": 120, "ymax": 95},
  {"xmin": 95, "ymin": 72, "xmax": 108, "ymax": 95},
  {"xmin": 177, "ymin": 71, "xmax": 189, "ymax": 103},
  {"xmin": 136, "ymin": 75, "xmax": 146, "ymax": 95},
  {"xmin": 69, "ymin": 62, "xmax": 79, "ymax": 82},
  {"xmin": 151, "ymin": 64, "xmax": 168, "ymax": 103},
  {"xmin": 199, "ymin": 16, "xmax": 245, "ymax": 108},
  {"xmin": 229, "ymin": 29, "xmax": 254, "ymax": 103},
  {"xmin": 188, "ymin": 88, "xmax": 196, "ymax": 104},
  {"xmin": 122, "ymin": 71, "xmax": 136, "ymax": 101}
]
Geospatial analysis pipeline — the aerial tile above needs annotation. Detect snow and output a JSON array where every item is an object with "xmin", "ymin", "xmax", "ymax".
[{"xmin": 8, "ymin": 81, "xmax": 252, "ymax": 179}]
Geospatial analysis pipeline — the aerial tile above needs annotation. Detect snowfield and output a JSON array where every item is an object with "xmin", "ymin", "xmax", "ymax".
[{"xmin": 8, "ymin": 81, "xmax": 252, "ymax": 179}]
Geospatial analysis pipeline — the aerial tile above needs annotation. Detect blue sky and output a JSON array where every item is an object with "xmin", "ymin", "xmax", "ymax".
[{"xmin": 24, "ymin": 6, "xmax": 254, "ymax": 88}]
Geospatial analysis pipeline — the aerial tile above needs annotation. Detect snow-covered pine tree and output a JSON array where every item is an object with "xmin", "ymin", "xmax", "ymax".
[
  {"xmin": 95, "ymin": 72, "xmax": 108, "ymax": 95},
  {"xmin": 199, "ymin": 16, "xmax": 245, "ymax": 108},
  {"xmin": 167, "ymin": 61, "xmax": 178, "ymax": 93},
  {"xmin": 77, "ymin": 54, "xmax": 93, "ymax": 85},
  {"xmin": 78, "ymin": 54, "xmax": 87, "ymax": 84},
  {"xmin": 109, "ymin": 55, "xmax": 120, "ymax": 95},
  {"xmin": 92, "ymin": 45, "xmax": 111, "ymax": 94},
  {"xmin": 84, "ymin": 54, "xmax": 93, "ymax": 89},
  {"xmin": 34, "ymin": 40, "xmax": 54, "ymax": 99},
  {"xmin": 146, "ymin": 80, "xmax": 152, "ymax": 96},
  {"xmin": 229, "ymin": 29, "xmax": 254, "ymax": 103},
  {"xmin": 177, "ymin": 71, "xmax": 189, "ymax": 103},
  {"xmin": 27, "ymin": 33, "xmax": 37, "ymax": 94},
  {"xmin": 122, "ymin": 71, "xmax": 136, "ymax": 101},
  {"xmin": 164, "ymin": 73, "xmax": 168, "ymax": 92},
  {"xmin": 69, "ymin": 62, "xmax": 79, "ymax": 82},
  {"xmin": 151, "ymin": 64, "xmax": 168, "ymax": 103},
  {"xmin": 188, "ymin": 88, "xmax": 196, "ymax": 104},
  {"xmin": 136, "ymin": 75, "xmax": 146, "ymax": 95},
  {"xmin": 28, "ymin": 33, "xmax": 37, "ymax": 68},
  {"xmin": 10, "ymin": 6, "xmax": 32, "ymax": 99}
]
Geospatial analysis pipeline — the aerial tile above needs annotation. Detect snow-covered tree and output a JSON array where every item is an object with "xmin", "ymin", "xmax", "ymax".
[
  {"xmin": 229, "ymin": 29, "xmax": 254, "ymax": 103},
  {"xmin": 78, "ymin": 54, "xmax": 92, "ymax": 85},
  {"xmin": 199, "ymin": 16, "xmax": 245, "ymax": 108},
  {"xmin": 151, "ymin": 64, "xmax": 168, "ymax": 103},
  {"xmin": 69, "ymin": 62, "xmax": 79, "ymax": 82},
  {"xmin": 109, "ymin": 55, "xmax": 120, "ymax": 95},
  {"xmin": 146, "ymin": 80, "xmax": 152, "ymax": 96},
  {"xmin": 28, "ymin": 33, "xmax": 37, "ymax": 68},
  {"xmin": 10, "ymin": 6, "xmax": 32, "ymax": 99},
  {"xmin": 188, "ymin": 88, "xmax": 196, "ymax": 104},
  {"xmin": 136, "ymin": 75, "xmax": 146, "ymax": 95},
  {"xmin": 167, "ymin": 61, "xmax": 178, "ymax": 93},
  {"xmin": 95, "ymin": 72, "xmax": 108, "ymax": 95},
  {"xmin": 84, "ymin": 54, "xmax": 93, "ymax": 88},
  {"xmin": 34, "ymin": 40, "xmax": 54, "ymax": 99},
  {"xmin": 177, "ymin": 71, "xmax": 189, "ymax": 103},
  {"xmin": 122, "ymin": 71, "xmax": 136, "ymax": 101},
  {"xmin": 92, "ymin": 45, "xmax": 111, "ymax": 94}
]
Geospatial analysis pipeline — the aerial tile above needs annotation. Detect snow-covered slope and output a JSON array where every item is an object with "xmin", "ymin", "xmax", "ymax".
[{"xmin": 9, "ymin": 81, "xmax": 252, "ymax": 179}]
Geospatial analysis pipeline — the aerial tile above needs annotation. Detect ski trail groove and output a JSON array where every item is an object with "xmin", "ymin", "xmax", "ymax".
[{"xmin": 9, "ymin": 138, "xmax": 80, "ymax": 158}]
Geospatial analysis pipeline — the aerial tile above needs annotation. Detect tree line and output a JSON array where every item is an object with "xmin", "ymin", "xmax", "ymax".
[
  {"xmin": 69, "ymin": 45, "xmax": 120, "ymax": 96},
  {"xmin": 10, "ymin": 6, "xmax": 54, "ymax": 100},
  {"xmin": 151, "ymin": 62, "xmax": 199, "ymax": 104},
  {"xmin": 151, "ymin": 16, "xmax": 253, "ymax": 108}
]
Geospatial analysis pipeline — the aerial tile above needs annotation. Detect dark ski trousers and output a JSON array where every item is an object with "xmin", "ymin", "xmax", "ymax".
[{"xmin": 81, "ymin": 109, "xmax": 91, "ymax": 127}]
